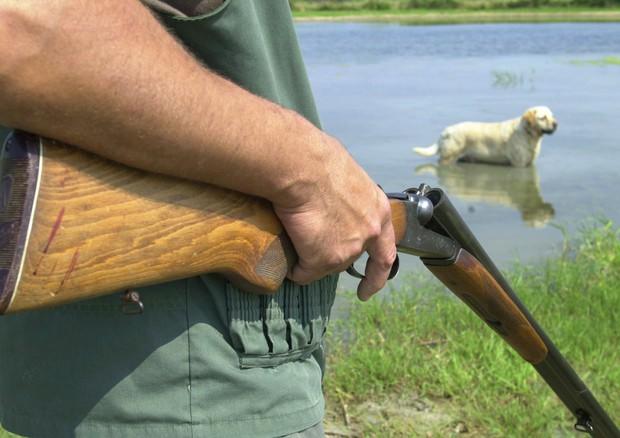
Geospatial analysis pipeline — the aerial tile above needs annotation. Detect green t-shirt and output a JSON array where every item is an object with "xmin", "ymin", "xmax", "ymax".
[{"xmin": 0, "ymin": 2, "xmax": 337, "ymax": 437}]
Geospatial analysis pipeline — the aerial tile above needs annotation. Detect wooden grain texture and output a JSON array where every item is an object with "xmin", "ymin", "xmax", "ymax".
[
  {"xmin": 425, "ymin": 248, "xmax": 548, "ymax": 364},
  {"xmin": 7, "ymin": 139, "xmax": 413, "ymax": 313},
  {"xmin": 389, "ymin": 199, "xmax": 408, "ymax": 244},
  {"xmin": 8, "ymin": 139, "xmax": 292, "ymax": 313}
]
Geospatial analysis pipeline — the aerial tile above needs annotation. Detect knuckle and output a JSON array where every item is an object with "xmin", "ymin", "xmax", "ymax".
[
  {"xmin": 377, "ymin": 257, "xmax": 394, "ymax": 271},
  {"xmin": 350, "ymin": 241, "xmax": 365, "ymax": 257},
  {"xmin": 327, "ymin": 252, "xmax": 349, "ymax": 270},
  {"xmin": 377, "ymin": 191, "xmax": 391, "ymax": 214},
  {"xmin": 368, "ymin": 222, "xmax": 382, "ymax": 240},
  {"xmin": 385, "ymin": 245, "xmax": 398, "ymax": 263},
  {"xmin": 380, "ymin": 199, "xmax": 392, "ymax": 218}
]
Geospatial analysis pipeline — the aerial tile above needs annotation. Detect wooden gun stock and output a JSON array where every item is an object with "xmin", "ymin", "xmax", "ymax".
[
  {"xmin": 1, "ymin": 134, "xmax": 299, "ymax": 313},
  {"xmin": 0, "ymin": 133, "xmax": 410, "ymax": 314}
]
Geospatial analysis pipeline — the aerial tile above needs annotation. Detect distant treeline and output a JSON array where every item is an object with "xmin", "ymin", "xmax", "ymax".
[{"xmin": 290, "ymin": 0, "xmax": 620, "ymax": 10}]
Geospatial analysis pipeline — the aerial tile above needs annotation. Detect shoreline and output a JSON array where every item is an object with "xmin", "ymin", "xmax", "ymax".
[{"xmin": 293, "ymin": 8, "xmax": 620, "ymax": 24}]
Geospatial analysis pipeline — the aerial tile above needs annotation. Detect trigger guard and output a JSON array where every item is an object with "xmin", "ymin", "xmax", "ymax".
[
  {"xmin": 388, "ymin": 254, "xmax": 400, "ymax": 280},
  {"xmin": 346, "ymin": 263, "xmax": 365, "ymax": 279},
  {"xmin": 346, "ymin": 254, "xmax": 400, "ymax": 281}
]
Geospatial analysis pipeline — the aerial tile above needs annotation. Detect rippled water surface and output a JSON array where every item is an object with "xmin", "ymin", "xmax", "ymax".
[{"xmin": 296, "ymin": 22, "xmax": 620, "ymax": 288}]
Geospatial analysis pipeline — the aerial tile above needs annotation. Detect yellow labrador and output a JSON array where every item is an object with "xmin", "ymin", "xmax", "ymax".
[{"xmin": 413, "ymin": 106, "xmax": 558, "ymax": 167}]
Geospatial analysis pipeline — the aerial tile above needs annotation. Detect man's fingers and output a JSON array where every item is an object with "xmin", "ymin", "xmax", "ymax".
[
  {"xmin": 290, "ymin": 263, "xmax": 319, "ymax": 285},
  {"xmin": 290, "ymin": 256, "xmax": 355, "ymax": 285},
  {"xmin": 357, "ymin": 224, "xmax": 397, "ymax": 301},
  {"xmin": 356, "ymin": 254, "xmax": 394, "ymax": 301},
  {"xmin": 281, "ymin": 179, "xmax": 396, "ymax": 290}
]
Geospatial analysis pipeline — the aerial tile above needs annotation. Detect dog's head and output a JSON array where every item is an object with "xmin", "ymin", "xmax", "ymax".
[{"xmin": 522, "ymin": 106, "xmax": 558, "ymax": 136}]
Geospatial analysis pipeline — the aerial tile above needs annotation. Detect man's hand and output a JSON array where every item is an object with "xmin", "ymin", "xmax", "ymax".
[
  {"xmin": 274, "ymin": 134, "xmax": 396, "ymax": 301},
  {"xmin": 0, "ymin": 1, "xmax": 396, "ymax": 298}
]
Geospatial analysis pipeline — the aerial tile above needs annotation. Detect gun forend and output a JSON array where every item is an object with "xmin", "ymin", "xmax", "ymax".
[
  {"xmin": 387, "ymin": 187, "xmax": 547, "ymax": 363},
  {"xmin": 417, "ymin": 187, "xmax": 619, "ymax": 437},
  {"xmin": 424, "ymin": 248, "xmax": 548, "ymax": 364}
]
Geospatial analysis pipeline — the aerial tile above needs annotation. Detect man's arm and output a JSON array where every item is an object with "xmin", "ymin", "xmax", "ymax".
[{"xmin": 0, "ymin": 0, "xmax": 395, "ymax": 298}]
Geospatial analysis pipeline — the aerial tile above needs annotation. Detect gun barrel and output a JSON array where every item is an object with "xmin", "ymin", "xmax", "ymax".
[{"xmin": 422, "ymin": 188, "xmax": 618, "ymax": 437}]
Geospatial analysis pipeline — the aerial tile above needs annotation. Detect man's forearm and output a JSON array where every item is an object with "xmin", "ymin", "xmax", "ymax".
[
  {"xmin": 0, "ymin": 0, "xmax": 332, "ymax": 207},
  {"xmin": 0, "ymin": 0, "xmax": 397, "ymax": 296}
]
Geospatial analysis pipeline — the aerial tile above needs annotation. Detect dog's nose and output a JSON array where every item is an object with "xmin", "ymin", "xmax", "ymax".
[{"xmin": 553, "ymin": 121, "xmax": 558, "ymax": 129}]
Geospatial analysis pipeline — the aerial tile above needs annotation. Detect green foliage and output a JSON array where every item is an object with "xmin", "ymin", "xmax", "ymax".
[
  {"xmin": 363, "ymin": 0, "xmax": 394, "ymax": 10},
  {"xmin": 404, "ymin": 0, "xmax": 460, "ymax": 9},
  {"xmin": 571, "ymin": 55, "xmax": 620, "ymax": 65},
  {"xmin": 325, "ymin": 221, "xmax": 620, "ymax": 436},
  {"xmin": 290, "ymin": 0, "xmax": 620, "ymax": 10},
  {"xmin": 0, "ymin": 427, "xmax": 18, "ymax": 437},
  {"xmin": 572, "ymin": 0, "xmax": 620, "ymax": 6}
]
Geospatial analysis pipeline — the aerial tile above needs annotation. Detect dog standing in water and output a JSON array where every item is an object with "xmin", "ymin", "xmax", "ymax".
[{"xmin": 413, "ymin": 106, "xmax": 558, "ymax": 167}]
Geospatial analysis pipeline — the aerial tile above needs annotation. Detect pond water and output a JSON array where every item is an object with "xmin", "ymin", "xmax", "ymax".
[{"xmin": 296, "ymin": 22, "xmax": 620, "ymax": 290}]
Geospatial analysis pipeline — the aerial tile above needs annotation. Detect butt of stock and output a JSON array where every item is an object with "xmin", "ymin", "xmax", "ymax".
[{"xmin": 0, "ymin": 131, "xmax": 295, "ymax": 314}]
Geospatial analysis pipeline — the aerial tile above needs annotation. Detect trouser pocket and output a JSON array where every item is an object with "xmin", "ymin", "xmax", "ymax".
[{"xmin": 225, "ymin": 275, "xmax": 337, "ymax": 369}]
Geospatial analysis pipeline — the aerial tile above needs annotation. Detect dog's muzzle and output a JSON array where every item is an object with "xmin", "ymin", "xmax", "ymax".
[{"xmin": 543, "ymin": 121, "xmax": 558, "ymax": 135}]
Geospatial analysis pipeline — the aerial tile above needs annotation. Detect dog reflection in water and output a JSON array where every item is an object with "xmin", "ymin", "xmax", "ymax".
[{"xmin": 416, "ymin": 162, "xmax": 555, "ymax": 228}]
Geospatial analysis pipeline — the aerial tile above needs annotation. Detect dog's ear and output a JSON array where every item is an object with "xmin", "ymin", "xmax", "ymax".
[
  {"xmin": 522, "ymin": 109, "xmax": 540, "ymax": 135},
  {"xmin": 523, "ymin": 109, "xmax": 536, "ymax": 127}
]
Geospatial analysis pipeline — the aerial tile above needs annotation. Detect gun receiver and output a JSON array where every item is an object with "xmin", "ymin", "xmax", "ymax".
[{"xmin": 0, "ymin": 132, "xmax": 618, "ymax": 436}]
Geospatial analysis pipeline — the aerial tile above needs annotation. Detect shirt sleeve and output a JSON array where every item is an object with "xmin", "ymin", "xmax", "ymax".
[{"xmin": 140, "ymin": 0, "xmax": 224, "ymax": 17}]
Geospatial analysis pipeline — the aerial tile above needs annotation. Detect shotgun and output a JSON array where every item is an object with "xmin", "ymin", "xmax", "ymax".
[{"xmin": 0, "ymin": 131, "xmax": 618, "ymax": 436}]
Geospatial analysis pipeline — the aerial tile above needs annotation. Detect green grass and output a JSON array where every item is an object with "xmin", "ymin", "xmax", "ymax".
[
  {"xmin": 324, "ymin": 220, "xmax": 620, "ymax": 436},
  {"xmin": 293, "ymin": 6, "xmax": 620, "ymax": 14},
  {"xmin": 291, "ymin": 0, "xmax": 620, "ymax": 11},
  {"xmin": 571, "ymin": 55, "xmax": 620, "ymax": 66},
  {"xmin": 292, "ymin": 3, "xmax": 620, "ymax": 23},
  {"xmin": 294, "ymin": 10, "xmax": 620, "ymax": 25}
]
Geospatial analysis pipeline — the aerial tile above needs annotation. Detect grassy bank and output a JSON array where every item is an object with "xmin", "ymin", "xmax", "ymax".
[
  {"xmin": 323, "ymin": 221, "xmax": 619, "ymax": 436},
  {"xmin": 291, "ymin": 0, "xmax": 620, "ymax": 11},
  {"xmin": 292, "ymin": 1, "xmax": 620, "ymax": 23},
  {"xmin": 297, "ymin": 10, "xmax": 620, "ymax": 22},
  {"xmin": 293, "ymin": 8, "xmax": 620, "ymax": 24}
]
